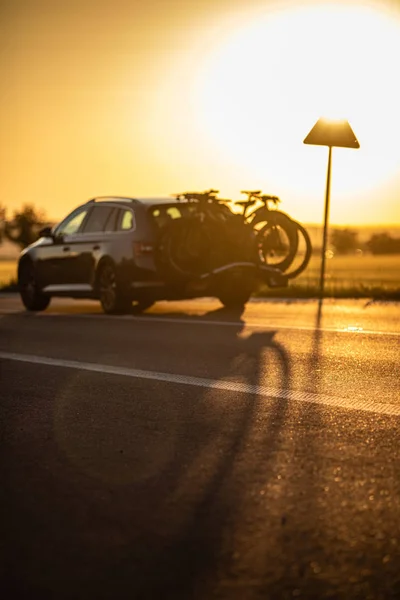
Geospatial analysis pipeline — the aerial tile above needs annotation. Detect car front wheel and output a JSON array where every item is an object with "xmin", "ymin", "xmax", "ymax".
[{"xmin": 18, "ymin": 260, "xmax": 51, "ymax": 312}]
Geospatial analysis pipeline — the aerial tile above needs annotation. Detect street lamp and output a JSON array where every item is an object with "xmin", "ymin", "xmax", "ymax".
[{"xmin": 304, "ymin": 117, "xmax": 360, "ymax": 297}]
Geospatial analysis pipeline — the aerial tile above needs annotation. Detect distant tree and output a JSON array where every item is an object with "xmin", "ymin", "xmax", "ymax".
[
  {"xmin": 366, "ymin": 232, "xmax": 400, "ymax": 255},
  {"xmin": 5, "ymin": 205, "xmax": 47, "ymax": 249},
  {"xmin": 0, "ymin": 204, "xmax": 6, "ymax": 244},
  {"xmin": 330, "ymin": 228, "xmax": 359, "ymax": 254}
]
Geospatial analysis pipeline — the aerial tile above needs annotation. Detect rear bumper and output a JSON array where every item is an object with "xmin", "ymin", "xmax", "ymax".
[
  {"xmin": 199, "ymin": 262, "xmax": 288, "ymax": 288},
  {"xmin": 127, "ymin": 261, "xmax": 288, "ymax": 301}
]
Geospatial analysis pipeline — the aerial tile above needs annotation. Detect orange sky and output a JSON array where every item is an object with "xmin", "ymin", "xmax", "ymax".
[{"xmin": 1, "ymin": 0, "xmax": 400, "ymax": 225}]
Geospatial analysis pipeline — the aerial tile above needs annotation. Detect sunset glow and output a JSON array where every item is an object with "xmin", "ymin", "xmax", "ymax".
[
  {"xmin": 191, "ymin": 3, "xmax": 400, "ymax": 219},
  {"xmin": 1, "ymin": 0, "xmax": 400, "ymax": 225}
]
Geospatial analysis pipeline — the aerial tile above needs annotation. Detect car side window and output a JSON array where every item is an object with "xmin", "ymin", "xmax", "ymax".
[
  {"xmin": 56, "ymin": 207, "xmax": 89, "ymax": 236},
  {"xmin": 104, "ymin": 208, "xmax": 118, "ymax": 232},
  {"xmin": 118, "ymin": 209, "xmax": 134, "ymax": 231},
  {"xmin": 82, "ymin": 206, "xmax": 115, "ymax": 233}
]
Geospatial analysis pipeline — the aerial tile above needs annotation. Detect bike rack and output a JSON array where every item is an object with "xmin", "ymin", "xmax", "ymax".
[
  {"xmin": 162, "ymin": 189, "xmax": 311, "ymax": 289},
  {"xmin": 197, "ymin": 262, "xmax": 289, "ymax": 288}
]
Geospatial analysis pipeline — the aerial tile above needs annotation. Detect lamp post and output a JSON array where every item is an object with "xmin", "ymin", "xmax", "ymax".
[{"xmin": 304, "ymin": 118, "xmax": 360, "ymax": 298}]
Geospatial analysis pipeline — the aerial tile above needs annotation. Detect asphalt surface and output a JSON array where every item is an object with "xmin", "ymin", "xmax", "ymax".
[{"xmin": 1, "ymin": 294, "xmax": 400, "ymax": 599}]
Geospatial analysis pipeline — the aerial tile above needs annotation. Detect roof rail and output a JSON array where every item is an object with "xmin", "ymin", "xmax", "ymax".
[{"xmin": 86, "ymin": 196, "xmax": 139, "ymax": 204}]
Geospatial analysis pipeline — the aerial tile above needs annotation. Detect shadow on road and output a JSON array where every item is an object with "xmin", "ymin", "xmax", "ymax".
[
  {"xmin": 1, "ymin": 304, "xmax": 294, "ymax": 599},
  {"xmin": 2, "ymin": 303, "xmax": 400, "ymax": 599},
  {"xmin": 129, "ymin": 307, "xmax": 292, "ymax": 599}
]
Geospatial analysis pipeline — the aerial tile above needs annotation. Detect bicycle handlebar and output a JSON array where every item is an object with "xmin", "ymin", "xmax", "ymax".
[
  {"xmin": 239, "ymin": 190, "xmax": 280, "ymax": 204},
  {"xmin": 241, "ymin": 190, "xmax": 261, "ymax": 197},
  {"xmin": 173, "ymin": 189, "xmax": 281, "ymax": 208},
  {"xmin": 173, "ymin": 189, "xmax": 224, "ymax": 203},
  {"xmin": 261, "ymin": 195, "xmax": 280, "ymax": 204}
]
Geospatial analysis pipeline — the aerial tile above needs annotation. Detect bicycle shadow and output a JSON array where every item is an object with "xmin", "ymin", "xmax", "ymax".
[
  {"xmin": 0, "ymin": 302, "xmax": 324, "ymax": 599},
  {"xmin": 126, "ymin": 301, "xmax": 330, "ymax": 599},
  {"xmin": 3, "ymin": 298, "xmax": 398, "ymax": 599},
  {"xmin": 109, "ymin": 305, "xmax": 294, "ymax": 599}
]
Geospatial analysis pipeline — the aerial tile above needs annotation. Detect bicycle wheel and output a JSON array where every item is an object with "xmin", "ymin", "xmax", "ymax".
[
  {"xmin": 284, "ymin": 221, "xmax": 313, "ymax": 279},
  {"xmin": 161, "ymin": 218, "xmax": 215, "ymax": 279},
  {"xmin": 256, "ymin": 212, "xmax": 299, "ymax": 272}
]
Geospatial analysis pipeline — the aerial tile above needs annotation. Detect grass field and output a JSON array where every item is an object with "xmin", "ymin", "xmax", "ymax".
[
  {"xmin": 0, "ymin": 260, "xmax": 17, "ymax": 287},
  {"xmin": 259, "ymin": 253, "xmax": 400, "ymax": 298},
  {"xmin": 296, "ymin": 253, "xmax": 400, "ymax": 287},
  {"xmin": 1, "ymin": 255, "xmax": 399, "ymax": 297}
]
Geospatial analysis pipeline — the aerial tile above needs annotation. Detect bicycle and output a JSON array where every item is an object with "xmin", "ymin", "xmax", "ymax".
[
  {"xmin": 233, "ymin": 190, "xmax": 312, "ymax": 278},
  {"xmin": 158, "ymin": 189, "xmax": 248, "ymax": 278}
]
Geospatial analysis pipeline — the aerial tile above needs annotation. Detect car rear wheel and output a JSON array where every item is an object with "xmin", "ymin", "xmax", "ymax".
[
  {"xmin": 18, "ymin": 260, "xmax": 51, "ymax": 312},
  {"xmin": 98, "ymin": 262, "xmax": 131, "ymax": 314},
  {"xmin": 217, "ymin": 272, "xmax": 254, "ymax": 309},
  {"xmin": 218, "ymin": 290, "xmax": 252, "ymax": 309}
]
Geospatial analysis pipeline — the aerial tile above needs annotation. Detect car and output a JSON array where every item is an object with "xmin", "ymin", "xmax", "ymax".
[{"xmin": 17, "ymin": 196, "xmax": 288, "ymax": 314}]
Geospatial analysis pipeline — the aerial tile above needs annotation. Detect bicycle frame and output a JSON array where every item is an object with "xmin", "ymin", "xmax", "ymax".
[
  {"xmin": 174, "ymin": 190, "xmax": 232, "ymax": 223},
  {"xmin": 232, "ymin": 191, "xmax": 287, "ymax": 226}
]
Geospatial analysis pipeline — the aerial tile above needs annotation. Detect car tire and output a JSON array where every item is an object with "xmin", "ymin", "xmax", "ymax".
[
  {"xmin": 18, "ymin": 260, "xmax": 51, "ymax": 312},
  {"xmin": 217, "ymin": 269, "xmax": 255, "ymax": 310},
  {"xmin": 218, "ymin": 290, "xmax": 252, "ymax": 309},
  {"xmin": 98, "ymin": 262, "xmax": 131, "ymax": 314}
]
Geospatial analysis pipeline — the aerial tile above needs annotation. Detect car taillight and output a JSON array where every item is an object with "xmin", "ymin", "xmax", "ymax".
[{"xmin": 133, "ymin": 242, "xmax": 154, "ymax": 256}]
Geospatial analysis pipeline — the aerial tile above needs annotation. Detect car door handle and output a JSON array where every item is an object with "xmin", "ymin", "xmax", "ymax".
[
  {"xmin": 93, "ymin": 245, "xmax": 100, "ymax": 250},
  {"xmin": 63, "ymin": 246, "xmax": 70, "ymax": 252}
]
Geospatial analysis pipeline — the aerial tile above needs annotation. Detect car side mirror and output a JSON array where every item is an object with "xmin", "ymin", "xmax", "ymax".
[{"xmin": 39, "ymin": 226, "xmax": 53, "ymax": 238}]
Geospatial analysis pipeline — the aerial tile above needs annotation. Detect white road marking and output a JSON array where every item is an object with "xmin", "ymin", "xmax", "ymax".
[{"xmin": 1, "ymin": 351, "xmax": 399, "ymax": 417}]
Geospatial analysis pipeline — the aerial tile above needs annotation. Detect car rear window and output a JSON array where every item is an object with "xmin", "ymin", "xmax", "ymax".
[{"xmin": 150, "ymin": 204, "xmax": 194, "ymax": 229}]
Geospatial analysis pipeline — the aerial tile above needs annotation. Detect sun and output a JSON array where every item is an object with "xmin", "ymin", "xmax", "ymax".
[{"xmin": 192, "ymin": 2, "xmax": 400, "ymax": 220}]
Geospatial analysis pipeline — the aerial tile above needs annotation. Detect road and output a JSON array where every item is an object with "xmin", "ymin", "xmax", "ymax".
[{"xmin": 1, "ymin": 294, "xmax": 400, "ymax": 599}]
